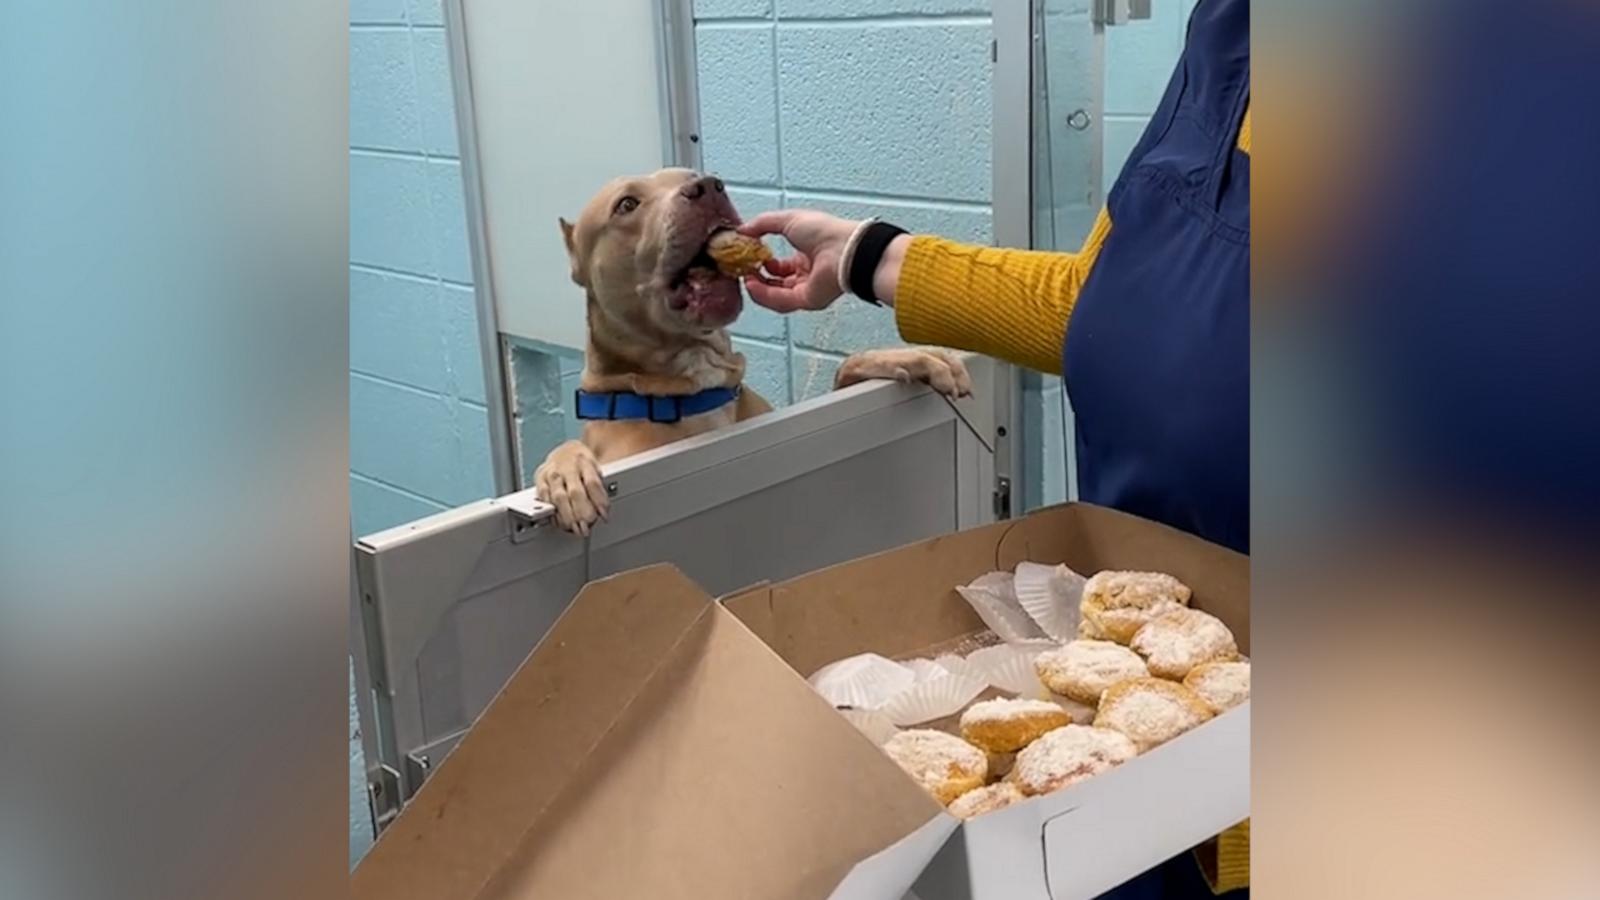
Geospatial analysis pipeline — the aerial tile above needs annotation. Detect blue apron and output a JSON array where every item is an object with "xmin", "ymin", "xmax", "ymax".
[
  {"xmin": 1350, "ymin": 0, "xmax": 1600, "ymax": 535},
  {"xmin": 1063, "ymin": 0, "xmax": 1250, "ymax": 556},
  {"xmin": 1064, "ymin": 1, "xmax": 1249, "ymax": 895}
]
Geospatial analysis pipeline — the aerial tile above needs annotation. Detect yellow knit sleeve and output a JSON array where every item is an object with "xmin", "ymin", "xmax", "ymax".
[
  {"xmin": 894, "ymin": 207, "xmax": 1112, "ymax": 375},
  {"xmin": 894, "ymin": 103, "xmax": 1242, "ymax": 373},
  {"xmin": 1195, "ymin": 819, "xmax": 1250, "ymax": 894}
]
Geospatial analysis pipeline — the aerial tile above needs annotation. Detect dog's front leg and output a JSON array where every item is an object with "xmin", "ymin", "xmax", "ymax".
[
  {"xmin": 533, "ymin": 440, "xmax": 609, "ymax": 535},
  {"xmin": 835, "ymin": 347, "xmax": 974, "ymax": 398}
]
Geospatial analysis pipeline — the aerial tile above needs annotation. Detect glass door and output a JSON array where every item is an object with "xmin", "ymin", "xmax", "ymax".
[{"xmin": 1022, "ymin": 0, "xmax": 1193, "ymax": 510}]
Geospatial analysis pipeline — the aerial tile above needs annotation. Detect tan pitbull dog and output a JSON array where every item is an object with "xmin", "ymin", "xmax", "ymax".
[{"xmin": 536, "ymin": 168, "xmax": 971, "ymax": 533}]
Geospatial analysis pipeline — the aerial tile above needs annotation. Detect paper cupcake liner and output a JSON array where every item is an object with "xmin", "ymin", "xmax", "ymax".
[
  {"xmin": 902, "ymin": 657, "xmax": 953, "ymax": 684},
  {"xmin": 934, "ymin": 653, "xmax": 977, "ymax": 679},
  {"xmin": 956, "ymin": 572, "xmax": 1049, "ymax": 645},
  {"xmin": 1013, "ymin": 561, "xmax": 1087, "ymax": 643},
  {"xmin": 965, "ymin": 643, "xmax": 1053, "ymax": 699},
  {"xmin": 879, "ymin": 672, "xmax": 990, "ymax": 727},
  {"xmin": 837, "ymin": 708, "xmax": 901, "ymax": 746},
  {"xmin": 808, "ymin": 653, "xmax": 916, "ymax": 710}
]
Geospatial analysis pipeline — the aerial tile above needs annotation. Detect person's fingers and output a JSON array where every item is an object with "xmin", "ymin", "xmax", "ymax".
[
  {"xmin": 761, "ymin": 256, "xmax": 802, "ymax": 278},
  {"xmin": 738, "ymin": 210, "xmax": 794, "ymax": 238},
  {"xmin": 744, "ymin": 276, "xmax": 813, "ymax": 313}
]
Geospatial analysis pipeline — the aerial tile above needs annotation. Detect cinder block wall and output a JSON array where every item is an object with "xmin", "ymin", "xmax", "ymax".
[
  {"xmin": 695, "ymin": 0, "xmax": 996, "ymax": 404},
  {"xmin": 528, "ymin": 0, "xmax": 1195, "ymax": 471},
  {"xmin": 1104, "ymin": 0, "xmax": 1198, "ymax": 194},
  {"xmin": 348, "ymin": 0, "xmax": 488, "ymax": 868},
  {"xmin": 348, "ymin": 0, "xmax": 492, "ymax": 539}
]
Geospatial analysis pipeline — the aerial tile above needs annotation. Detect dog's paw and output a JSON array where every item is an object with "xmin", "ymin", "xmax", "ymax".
[
  {"xmin": 533, "ymin": 440, "xmax": 609, "ymax": 535},
  {"xmin": 834, "ymin": 347, "xmax": 974, "ymax": 399}
]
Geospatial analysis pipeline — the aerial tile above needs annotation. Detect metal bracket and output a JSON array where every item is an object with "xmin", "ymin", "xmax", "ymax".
[
  {"xmin": 367, "ymin": 764, "xmax": 402, "ymax": 835},
  {"xmin": 504, "ymin": 494, "xmax": 557, "ymax": 543},
  {"xmin": 405, "ymin": 751, "xmax": 434, "ymax": 791},
  {"xmin": 1094, "ymin": 0, "xmax": 1152, "ymax": 26}
]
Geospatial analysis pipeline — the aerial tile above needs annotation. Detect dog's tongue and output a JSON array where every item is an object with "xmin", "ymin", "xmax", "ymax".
[{"xmin": 685, "ymin": 268, "xmax": 742, "ymax": 321}]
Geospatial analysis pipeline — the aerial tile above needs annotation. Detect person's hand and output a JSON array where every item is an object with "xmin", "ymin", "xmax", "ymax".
[{"xmin": 737, "ymin": 210, "xmax": 859, "ymax": 313}]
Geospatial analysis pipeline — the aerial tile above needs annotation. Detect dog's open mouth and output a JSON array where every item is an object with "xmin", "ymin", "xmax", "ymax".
[
  {"xmin": 668, "ymin": 241, "xmax": 722, "ymax": 291},
  {"xmin": 665, "ymin": 229, "xmax": 743, "ymax": 324}
]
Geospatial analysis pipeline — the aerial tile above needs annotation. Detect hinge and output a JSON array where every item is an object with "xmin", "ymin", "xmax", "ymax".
[
  {"xmin": 367, "ymin": 764, "xmax": 402, "ymax": 835},
  {"xmin": 991, "ymin": 38, "xmax": 998, "ymax": 63},
  {"xmin": 993, "ymin": 476, "xmax": 1013, "ymax": 520},
  {"xmin": 1094, "ymin": 0, "xmax": 1152, "ymax": 26}
]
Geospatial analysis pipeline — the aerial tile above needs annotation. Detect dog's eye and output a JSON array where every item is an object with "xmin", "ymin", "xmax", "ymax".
[{"xmin": 613, "ymin": 196, "xmax": 640, "ymax": 216}]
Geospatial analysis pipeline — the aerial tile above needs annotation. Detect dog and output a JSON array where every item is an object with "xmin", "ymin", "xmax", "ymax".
[{"xmin": 535, "ymin": 168, "xmax": 972, "ymax": 533}]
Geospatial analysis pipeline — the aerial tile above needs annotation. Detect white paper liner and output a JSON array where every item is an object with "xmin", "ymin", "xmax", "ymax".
[
  {"xmin": 902, "ymin": 657, "xmax": 953, "ymax": 684},
  {"xmin": 965, "ymin": 643, "xmax": 1052, "ymax": 699},
  {"xmin": 838, "ymin": 708, "xmax": 901, "ymax": 746},
  {"xmin": 808, "ymin": 653, "xmax": 915, "ymax": 710},
  {"xmin": 1013, "ymin": 561, "xmax": 1087, "ymax": 643},
  {"xmin": 1049, "ymin": 693, "xmax": 1099, "ymax": 725},
  {"xmin": 879, "ymin": 672, "xmax": 990, "ymax": 726},
  {"xmin": 934, "ymin": 653, "xmax": 977, "ymax": 678},
  {"xmin": 955, "ymin": 571, "xmax": 1049, "ymax": 645}
]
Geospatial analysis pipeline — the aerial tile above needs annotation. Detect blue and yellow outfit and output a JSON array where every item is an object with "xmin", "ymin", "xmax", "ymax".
[{"xmin": 893, "ymin": 0, "xmax": 1249, "ymax": 892}]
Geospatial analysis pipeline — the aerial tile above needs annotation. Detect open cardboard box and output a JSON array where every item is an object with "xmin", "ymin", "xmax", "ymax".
[{"xmin": 352, "ymin": 503, "xmax": 1249, "ymax": 900}]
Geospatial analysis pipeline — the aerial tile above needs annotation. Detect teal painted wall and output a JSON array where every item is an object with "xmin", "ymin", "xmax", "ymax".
[
  {"xmin": 348, "ymin": 0, "xmax": 491, "ymax": 538},
  {"xmin": 347, "ymin": 0, "xmax": 486, "ymax": 868}
]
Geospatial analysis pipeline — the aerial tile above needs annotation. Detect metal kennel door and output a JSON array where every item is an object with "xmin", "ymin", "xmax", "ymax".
[{"xmin": 355, "ymin": 357, "xmax": 1001, "ymax": 831}]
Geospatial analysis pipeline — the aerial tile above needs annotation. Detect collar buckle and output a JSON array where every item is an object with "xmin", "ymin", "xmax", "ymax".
[{"xmin": 647, "ymin": 396, "xmax": 682, "ymax": 423}]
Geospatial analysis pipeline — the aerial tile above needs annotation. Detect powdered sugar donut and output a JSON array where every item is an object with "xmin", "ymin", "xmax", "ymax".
[
  {"xmin": 959, "ymin": 697, "xmax": 1072, "ymax": 753},
  {"xmin": 1093, "ymin": 677, "xmax": 1214, "ymax": 751},
  {"xmin": 1080, "ymin": 571, "xmax": 1192, "ymax": 644},
  {"xmin": 1011, "ymin": 724, "xmax": 1138, "ymax": 796},
  {"xmin": 1129, "ymin": 607, "xmax": 1238, "ymax": 680},
  {"xmin": 1033, "ymin": 640, "xmax": 1150, "ymax": 705},
  {"xmin": 1183, "ymin": 660, "xmax": 1251, "ymax": 714},
  {"xmin": 882, "ymin": 729, "xmax": 988, "ymax": 805},
  {"xmin": 1077, "ymin": 617, "xmax": 1111, "ymax": 640},
  {"xmin": 947, "ymin": 782, "xmax": 1026, "ymax": 820}
]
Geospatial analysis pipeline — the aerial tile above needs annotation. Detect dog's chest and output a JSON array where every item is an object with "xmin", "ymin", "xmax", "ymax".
[{"xmin": 664, "ymin": 344, "xmax": 738, "ymax": 391}]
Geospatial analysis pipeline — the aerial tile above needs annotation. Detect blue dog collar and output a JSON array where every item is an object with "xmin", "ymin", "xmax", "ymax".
[{"xmin": 574, "ymin": 385, "xmax": 742, "ymax": 424}]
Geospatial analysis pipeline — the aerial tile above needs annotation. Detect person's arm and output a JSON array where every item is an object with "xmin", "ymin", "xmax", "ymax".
[
  {"xmin": 742, "ymin": 106, "xmax": 1249, "ymax": 377},
  {"xmin": 887, "ymin": 210, "xmax": 1111, "ymax": 375},
  {"xmin": 740, "ymin": 207, "xmax": 1112, "ymax": 376}
]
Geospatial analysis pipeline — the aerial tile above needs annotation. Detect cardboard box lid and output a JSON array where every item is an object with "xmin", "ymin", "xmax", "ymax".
[
  {"xmin": 353, "ymin": 564, "xmax": 947, "ymax": 900},
  {"xmin": 728, "ymin": 502, "xmax": 1249, "ymax": 670}
]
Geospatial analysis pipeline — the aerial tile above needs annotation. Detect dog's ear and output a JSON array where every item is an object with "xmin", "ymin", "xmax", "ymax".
[{"xmin": 557, "ymin": 217, "xmax": 586, "ymax": 287}]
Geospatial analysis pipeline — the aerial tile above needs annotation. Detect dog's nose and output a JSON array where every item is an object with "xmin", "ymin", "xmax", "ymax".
[{"xmin": 681, "ymin": 176, "xmax": 724, "ymax": 200}]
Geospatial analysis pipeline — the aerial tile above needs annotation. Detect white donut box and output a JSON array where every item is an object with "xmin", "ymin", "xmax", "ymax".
[{"xmin": 353, "ymin": 502, "xmax": 1249, "ymax": 900}]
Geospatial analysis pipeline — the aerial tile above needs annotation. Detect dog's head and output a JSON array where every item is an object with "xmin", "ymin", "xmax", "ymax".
[{"xmin": 559, "ymin": 168, "xmax": 744, "ymax": 334}]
